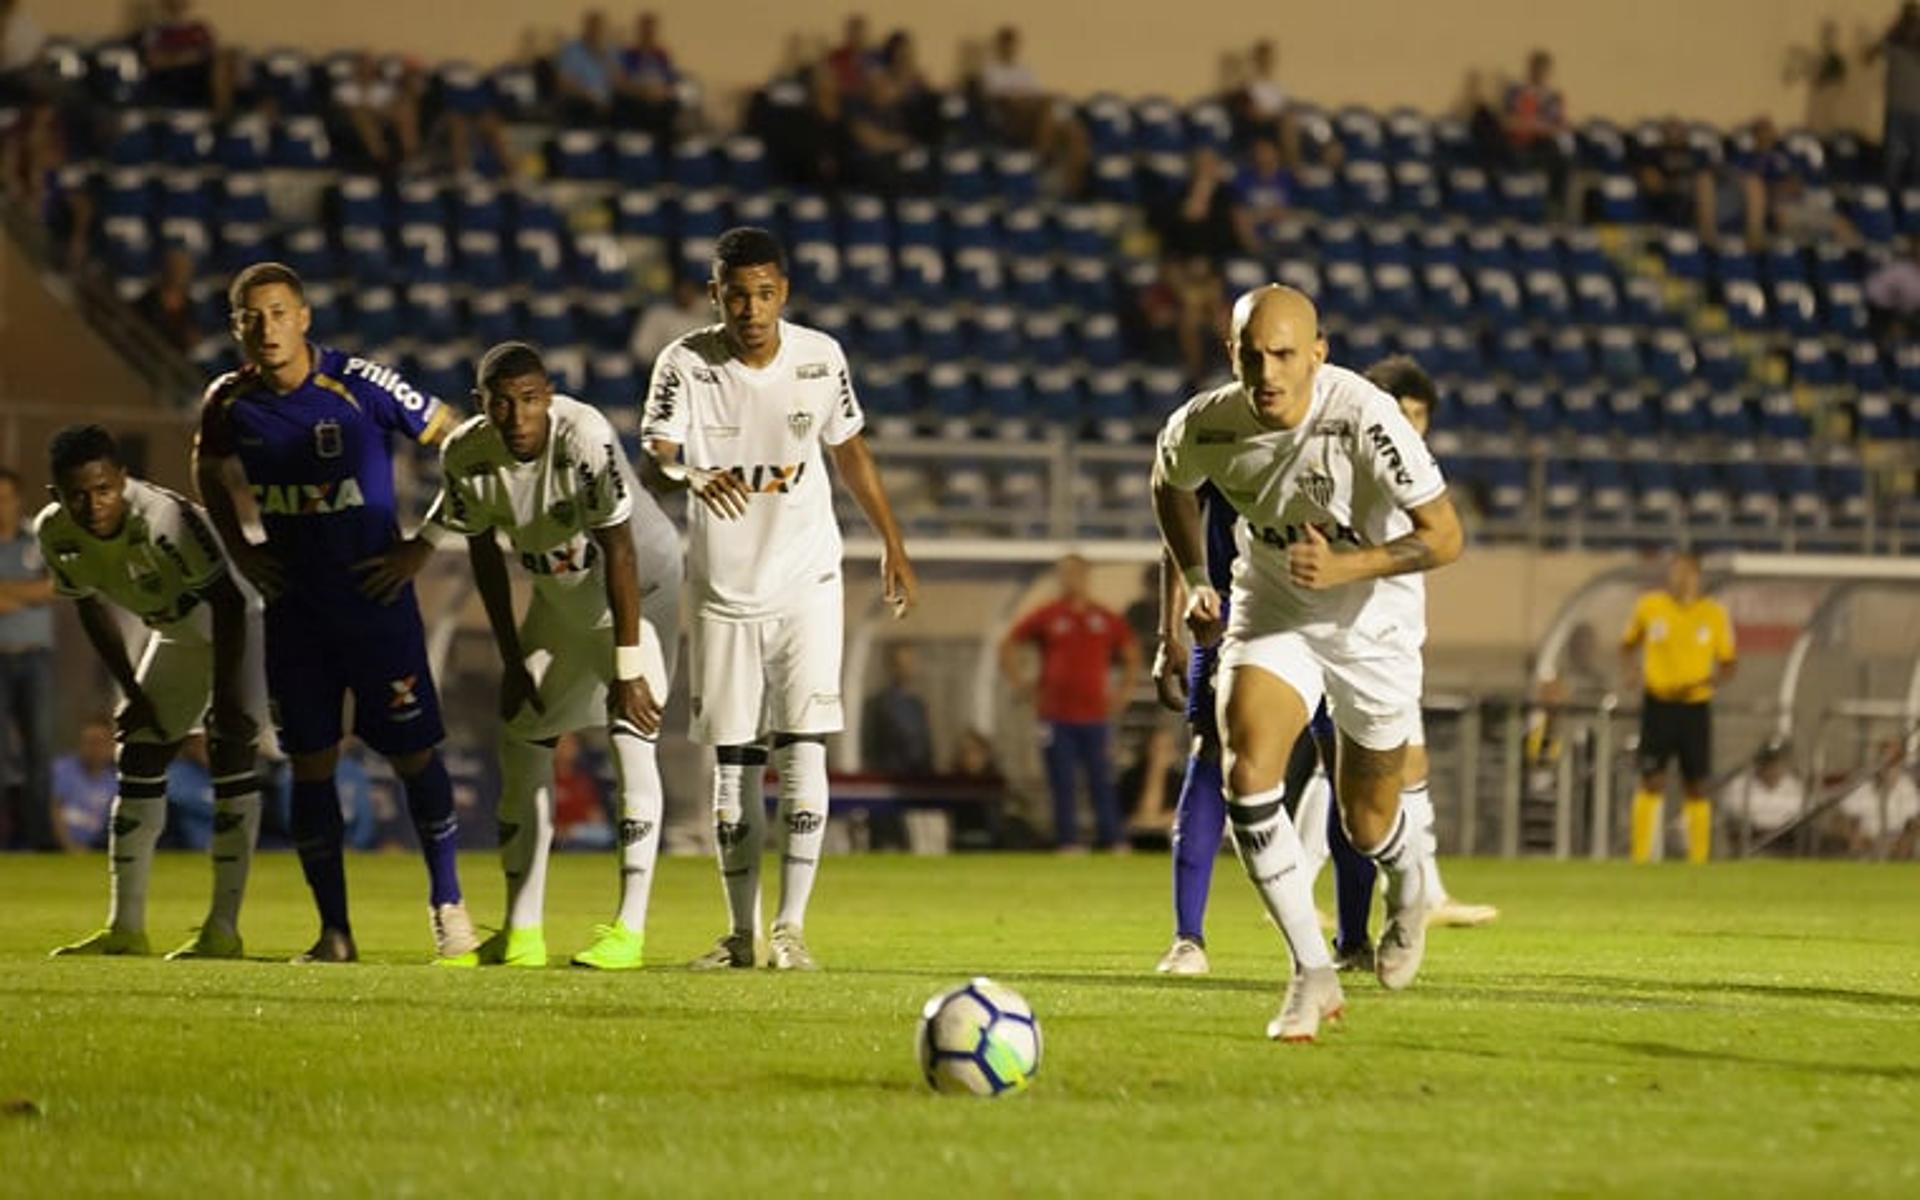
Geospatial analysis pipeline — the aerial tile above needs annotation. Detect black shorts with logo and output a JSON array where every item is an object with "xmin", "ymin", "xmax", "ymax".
[{"xmin": 1639, "ymin": 695, "xmax": 1712, "ymax": 784}]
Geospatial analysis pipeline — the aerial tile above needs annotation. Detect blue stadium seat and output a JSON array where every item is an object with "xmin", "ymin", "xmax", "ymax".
[
  {"xmin": 100, "ymin": 216, "xmax": 156, "ymax": 282},
  {"xmin": 459, "ymin": 289, "xmax": 509, "ymax": 349},
  {"xmin": 1385, "ymin": 108, "xmax": 1434, "ymax": 161},
  {"xmin": 1316, "ymin": 220, "xmax": 1364, "ymax": 265},
  {"xmin": 100, "ymin": 167, "xmax": 153, "ymax": 221},
  {"xmin": 1823, "ymin": 463, "xmax": 1870, "ymax": 526},
  {"xmin": 1901, "ymin": 187, "xmax": 1920, "ymax": 237},
  {"xmin": 1596, "ymin": 327, "xmax": 1643, "ymax": 384},
  {"xmin": 1631, "ymin": 459, "xmax": 1681, "ymax": 521},
  {"xmin": 1682, "ymin": 462, "xmax": 1731, "ymax": 526},
  {"xmin": 1721, "ymin": 279, "xmax": 1768, "ymax": 331},
  {"xmin": 405, "ymin": 283, "xmax": 458, "ymax": 344},
  {"xmin": 1473, "ymin": 268, "xmax": 1521, "ymax": 324},
  {"xmin": 1322, "ymin": 262, "xmax": 1373, "ymax": 319},
  {"xmin": 1823, "ymin": 280, "xmax": 1867, "ymax": 335},
  {"xmin": 1789, "ymin": 340, "xmax": 1836, "ymax": 388},
  {"xmin": 549, "ymin": 129, "xmax": 608, "ymax": 180},
  {"xmin": 1058, "ymin": 205, "xmax": 1106, "ymax": 258},
  {"xmin": 672, "ymin": 137, "xmax": 721, "ymax": 190},
  {"xmin": 1512, "ymin": 228, "xmax": 1560, "ymax": 275},
  {"xmin": 979, "ymin": 363, "xmax": 1030, "ymax": 424},
  {"xmin": 1894, "ymin": 343, "xmax": 1920, "ymax": 393},
  {"xmin": 1760, "ymin": 390, "xmax": 1812, "ymax": 440},
  {"xmin": 1291, "ymin": 165, "xmax": 1340, "ymax": 216},
  {"xmin": 1496, "ymin": 328, "xmax": 1543, "ymax": 383},
  {"xmin": 1768, "ymin": 280, "xmax": 1819, "ymax": 337},
  {"xmin": 1092, "ymin": 154, "xmax": 1140, "ymax": 205},
  {"xmin": 1707, "ymin": 391, "xmax": 1755, "ymax": 439},
  {"xmin": 1610, "ymin": 390, "xmax": 1656, "ymax": 437},
  {"xmin": 157, "ymin": 170, "xmax": 210, "ymax": 225},
  {"xmin": 1416, "ymin": 224, "xmax": 1464, "ymax": 270},
  {"xmin": 1573, "ymin": 273, "xmax": 1620, "ymax": 323},
  {"xmin": 524, "ymin": 294, "xmax": 575, "ymax": 348},
  {"xmin": 1577, "ymin": 119, "xmax": 1628, "ymax": 170},
  {"xmin": 1444, "ymin": 166, "xmax": 1493, "ymax": 220},
  {"xmin": 914, "ymin": 309, "xmax": 963, "ymax": 365},
  {"xmin": 1334, "ymin": 106, "xmax": 1386, "ymax": 161},
  {"xmin": 842, "ymin": 194, "xmax": 890, "ymax": 248},
  {"xmin": 1558, "ymin": 386, "xmax": 1604, "ymax": 436},
  {"xmin": 1134, "ymin": 97, "xmax": 1187, "ymax": 155},
  {"xmin": 397, "ymin": 223, "xmax": 451, "ymax": 281},
  {"xmin": 1524, "ymin": 270, "xmax": 1571, "ymax": 322},
  {"xmin": 1851, "ymin": 186, "xmax": 1895, "ymax": 242},
  {"xmin": 1465, "ymin": 225, "xmax": 1512, "ymax": 273},
  {"xmin": 1082, "ymin": 94, "xmax": 1133, "ymax": 153},
  {"xmin": 946, "ymin": 202, "xmax": 997, "ymax": 254},
  {"xmin": 724, "ymin": 135, "xmax": 769, "ymax": 192},
  {"xmin": 993, "ymin": 149, "xmax": 1042, "ymax": 203},
  {"xmin": 1497, "ymin": 171, "xmax": 1550, "ymax": 223},
  {"xmin": 333, "ymin": 175, "xmax": 386, "ymax": 230},
  {"xmin": 1696, "ymin": 337, "xmax": 1743, "ymax": 390},
  {"xmin": 1853, "ymin": 392, "xmax": 1901, "ymax": 440},
  {"xmin": 513, "ymin": 228, "xmax": 566, "ymax": 290},
  {"xmin": 860, "ymin": 310, "xmax": 910, "ymax": 363},
  {"xmin": 940, "ymin": 148, "xmax": 989, "ymax": 203},
  {"xmin": 1003, "ymin": 206, "xmax": 1050, "ymax": 258},
  {"xmin": 272, "ymin": 116, "xmax": 331, "ymax": 168},
  {"xmin": 1390, "ymin": 161, "xmax": 1442, "ymax": 213},
  {"xmin": 1547, "ymin": 328, "xmax": 1592, "ymax": 382},
  {"xmin": 1078, "ymin": 313, "xmax": 1125, "ymax": 369},
  {"xmin": 1010, "ymin": 257, "xmax": 1058, "ymax": 310},
  {"xmin": 1592, "ymin": 174, "xmax": 1643, "ymax": 223},
  {"xmin": 611, "ymin": 132, "xmax": 662, "ymax": 189},
  {"xmin": 1542, "ymin": 460, "xmax": 1582, "ymax": 522},
  {"xmin": 1661, "ymin": 231, "xmax": 1707, "ymax": 283},
  {"xmin": 1420, "ymin": 264, "xmax": 1473, "ymax": 323},
  {"xmin": 1340, "ymin": 323, "xmax": 1389, "ymax": 368},
  {"xmin": 585, "ymin": 352, "xmax": 639, "ymax": 408},
  {"xmin": 351, "ymin": 286, "xmax": 400, "ymax": 346},
  {"xmin": 970, "ymin": 306, "xmax": 1020, "ymax": 363},
  {"xmin": 1661, "ymin": 386, "xmax": 1706, "ymax": 436},
  {"xmin": 456, "ymin": 230, "xmax": 507, "ymax": 290},
  {"xmin": 1373, "ymin": 264, "xmax": 1419, "ymax": 318},
  {"xmin": 925, "ymin": 362, "xmax": 978, "ymax": 435},
  {"xmin": 1342, "ymin": 160, "xmax": 1392, "ymax": 214},
  {"xmin": 1434, "ymin": 326, "xmax": 1481, "ymax": 377},
  {"xmin": 1845, "ymin": 341, "xmax": 1888, "ymax": 392},
  {"xmin": 303, "ymin": 283, "xmax": 342, "ymax": 337},
  {"xmin": 158, "ymin": 110, "xmax": 212, "ymax": 166},
  {"xmin": 792, "ymin": 240, "xmax": 843, "ymax": 303},
  {"xmin": 1622, "ymin": 276, "xmax": 1667, "ymax": 325},
  {"xmin": 577, "ymin": 291, "xmax": 628, "ymax": 350},
  {"xmin": 1032, "ymin": 366, "xmax": 1080, "ymax": 427},
  {"xmin": 1585, "ymin": 459, "xmax": 1632, "ymax": 524},
  {"xmin": 1727, "ymin": 458, "xmax": 1780, "ymax": 527},
  {"xmin": 613, "ymin": 191, "xmax": 666, "ymax": 239},
  {"xmin": 1085, "ymin": 368, "xmax": 1136, "ymax": 442},
  {"xmin": 954, "ymin": 251, "xmax": 1007, "ymax": 305},
  {"xmin": 1511, "ymin": 385, "xmax": 1553, "ymax": 435},
  {"xmin": 258, "ymin": 48, "xmax": 320, "ymax": 113},
  {"xmin": 1064, "ymin": 257, "xmax": 1111, "ymax": 312},
  {"xmin": 1485, "ymin": 458, "xmax": 1531, "ymax": 522}
]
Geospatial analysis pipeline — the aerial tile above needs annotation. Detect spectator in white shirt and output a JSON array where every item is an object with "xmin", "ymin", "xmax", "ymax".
[
  {"xmin": 1832, "ymin": 740, "xmax": 1920, "ymax": 858},
  {"xmin": 629, "ymin": 277, "xmax": 712, "ymax": 367},
  {"xmin": 1719, "ymin": 737, "xmax": 1805, "ymax": 847}
]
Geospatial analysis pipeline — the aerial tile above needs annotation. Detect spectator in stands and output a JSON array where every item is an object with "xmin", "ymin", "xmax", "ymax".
[
  {"xmin": 139, "ymin": 0, "xmax": 232, "ymax": 115},
  {"xmin": 1502, "ymin": 49, "xmax": 1569, "ymax": 204},
  {"xmin": 1157, "ymin": 146, "xmax": 1256, "ymax": 261},
  {"xmin": 1867, "ymin": 1, "xmax": 1920, "ymax": 188},
  {"xmin": 1786, "ymin": 19, "xmax": 1852, "ymax": 134},
  {"xmin": 1865, "ymin": 237, "xmax": 1920, "ymax": 340},
  {"xmin": 1, "ymin": 465, "xmax": 56, "ymax": 851},
  {"xmin": 1228, "ymin": 38, "xmax": 1302, "ymax": 164},
  {"xmin": 974, "ymin": 25, "xmax": 1089, "ymax": 197},
  {"xmin": 1734, "ymin": 117, "xmax": 1798, "ymax": 244},
  {"xmin": 952, "ymin": 728, "xmax": 1001, "ymax": 781},
  {"xmin": 618, "ymin": 11, "xmax": 680, "ymax": 141},
  {"xmin": 136, "ymin": 246, "xmax": 202, "ymax": 353},
  {"xmin": 1132, "ymin": 254, "xmax": 1227, "ymax": 385},
  {"xmin": 1119, "ymin": 722, "xmax": 1182, "ymax": 850},
  {"xmin": 1122, "ymin": 562, "xmax": 1159, "ymax": 653},
  {"xmin": 554, "ymin": 9, "xmax": 625, "ymax": 127},
  {"xmin": 0, "ymin": 87, "xmax": 67, "ymax": 225},
  {"xmin": 332, "ymin": 52, "xmax": 422, "ymax": 175},
  {"xmin": 164, "ymin": 733, "xmax": 215, "ymax": 850},
  {"xmin": 880, "ymin": 30, "xmax": 941, "ymax": 144},
  {"xmin": 862, "ymin": 643, "xmax": 935, "ymax": 778},
  {"xmin": 0, "ymin": 0, "xmax": 45, "ymax": 105},
  {"xmin": 1235, "ymin": 135, "xmax": 1292, "ymax": 242},
  {"xmin": 1831, "ymin": 739, "xmax": 1919, "ymax": 858},
  {"xmin": 630, "ymin": 277, "xmax": 712, "ymax": 366},
  {"xmin": 1771, "ymin": 171, "xmax": 1860, "ymax": 245},
  {"xmin": 999, "ymin": 554, "xmax": 1142, "ymax": 853},
  {"xmin": 553, "ymin": 732, "xmax": 614, "ymax": 849},
  {"xmin": 1719, "ymin": 736, "xmax": 1805, "ymax": 849},
  {"xmin": 436, "ymin": 72, "xmax": 516, "ymax": 180},
  {"xmin": 826, "ymin": 14, "xmax": 879, "ymax": 95},
  {"xmin": 52, "ymin": 719, "xmax": 116, "ymax": 850},
  {"xmin": 1635, "ymin": 118, "xmax": 1717, "ymax": 241},
  {"xmin": 845, "ymin": 65, "xmax": 916, "ymax": 194}
]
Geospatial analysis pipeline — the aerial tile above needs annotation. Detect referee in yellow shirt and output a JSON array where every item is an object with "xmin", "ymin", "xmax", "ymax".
[{"xmin": 1620, "ymin": 551, "xmax": 1736, "ymax": 863}]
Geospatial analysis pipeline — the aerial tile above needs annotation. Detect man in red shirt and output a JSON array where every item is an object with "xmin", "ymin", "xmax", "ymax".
[{"xmin": 999, "ymin": 555, "xmax": 1142, "ymax": 852}]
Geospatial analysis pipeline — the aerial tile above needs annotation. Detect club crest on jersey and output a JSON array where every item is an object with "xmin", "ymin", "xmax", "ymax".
[
  {"xmin": 549, "ymin": 498, "xmax": 577, "ymax": 526},
  {"xmin": 1300, "ymin": 471, "xmax": 1335, "ymax": 509},
  {"xmin": 788, "ymin": 410, "xmax": 815, "ymax": 439},
  {"xmin": 252, "ymin": 479, "xmax": 366, "ymax": 515},
  {"xmin": 314, "ymin": 419, "xmax": 343, "ymax": 459}
]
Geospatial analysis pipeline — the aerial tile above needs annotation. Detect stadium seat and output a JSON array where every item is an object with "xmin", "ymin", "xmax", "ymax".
[
  {"xmin": 611, "ymin": 132, "xmax": 662, "ymax": 189},
  {"xmin": 351, "ymin": 286, "xmax": 400, "ymax": 347},
  {"xmin": 1851, "ymin": 186, "xmax": 1895, "ymax": 242},
  {"xmin": 272, "ymin": 116, "xmax": 331, "ymax": 168},
  {"xmin": 1721, "ymin": 279, "xmax": 1768, "ymax": 331},
  {"xmin": 614, "ymin": 191, "xmax": 666, "ymax": 239},
  {"xmin": 1085, "ymin": 369, "xmax": 1136, "ymax": 443},
  {"xmin": 1759, "ymin": 390, "xmax": 1812, "ymax": 440},
  {"xmin": 1558, "ymin": 386, "xmax": 1604, "ymax": 437},
  {"xmin": 405, "ymin": 283, "xmax": 459, "ymax": 345},
  {"xmin": 1032, "ymin": 366, "xmax": 1080, "ymax": 428},
  {"xmin": 585, "ymin": 352, "xmax": 639, "ymax": 408},
  {"xmin": 1444, "ymin": 166, "xmax": 1493, "ymax": 220},
  {"xmin": 524, "ymin": 293, "xmax": 574, "ymax": 348},
  {"xmin": 1547, "ymin": 328, "xmax": 1592, "ymax": 383},
  {"xmin": 914, "ymin": 309, "xmax": 963, "ymax": 365},
  {"xmin": 1609, "ymin": 389, "xmax": 1655, "ymax": 437},
  {"xmin": 1474, "ymin": 269, "xmax": 1521, "ymax": 324},
  {"xmin": 1596, "ymin": 327, "xmax": 1643, "ymax": 385},
  {"xmin": 1789, "ymin": 340, "xmax": 1836, "ymax": 388},
  {"xmin": 1342, "ymin": 161, "xmax": 1393, "ymax": 215},
  {"xmin": 1696, "ymin": 337, "xmax": 1743, "ymax": 390},
  {"xmin": 1020, "ymin": 311, "xmax": 1068, "ymax": 365},
  {"xmin": 398, "ymin": 223, "xmax": 451, "ymax": 280},
  {"xmin": 1390, "ymin": 161, "xmax": 1442, "ymax": 213},
  {"xmin": 549, "ymin": 129, "xmax": 609, "ymax": 180},
  {"xmin": 467, "ymin": 290, "xmax": 513, "ymax": 347}
]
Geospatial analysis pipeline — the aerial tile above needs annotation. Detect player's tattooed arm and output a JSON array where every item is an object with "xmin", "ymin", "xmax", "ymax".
[{"xmin": 1289, "ymin": 492, "xmax": 1463, "ymax": 590}]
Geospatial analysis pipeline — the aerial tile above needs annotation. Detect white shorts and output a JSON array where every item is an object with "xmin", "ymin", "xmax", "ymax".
[
  {"xmin": 506, "ymin": 590, "xmax": 677, "ymax": 744},
  {"xmin": 689, "ymin": 585, "xmax": 844, "ymax": 746},
  {"xmin": 122, "ymin": 615, "xmax": 268, "ymax": 748},
  {"xmin": 1219, "ymin": 628, "xmax": 1423, "ymax": 752}
]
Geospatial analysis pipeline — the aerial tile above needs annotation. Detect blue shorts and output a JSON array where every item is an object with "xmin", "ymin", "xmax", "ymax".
[
  {"xmin": 263, "ymin": 597, "xmax": 445, "ymax": 758},
  {"xmin": 1186, "ymin": 642, "xmax": 1221, "ymax": 743},
  {"xmin": 1309, "ymin": 699, "xmax": 1335, "ymax": 742}
]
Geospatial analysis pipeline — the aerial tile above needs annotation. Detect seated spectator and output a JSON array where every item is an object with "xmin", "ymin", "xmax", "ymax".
[
  {"xmin": 1717, "ymin": 737, "xmax": 1805, "ymax": 848},
  {"xmin": 631, "ymin": 277, "xmax": 712, "ymax": 365},
  {"xmin": 862, "ymin": 643, "xmax": 935, "ymax": 778},
  {"xmin": 0, "ymin": 0, "xmax": 46, "ymax": 105},
  {"xmin": 826, "ymin": 13, "xmax": 880, "ymax": 96},
  {"xmin": 1635, "ymin": 118, "xmax": 1717, "ymax": 240},
  {"xmin": 136, "ymin": 246, "xmax": 202, "ymax": 353},
  {"xmin": 1235, "ymin": 136, "xmax": 1292, "ymax": 242},
  {"xmin": 434, "ymin": 71, "xmax": 516, "ymax": 180},
  {"xmin": 1132, "ymin": 254, "xmax": 1227, "ymax": 385},
  {"xmin": 1502, "ymin": 49, "xmax": 1570, "ymax": 205},
  {"xmin": 553, "ymin": 732, "xmax": 614, "ymax": 849},
  {"xmin": 1119, "ymin": 723, "xmax": 1182, "ymax": 850},
  {"xmin": 1734, "ymin": 117, "xmax": 1798, "ymax": 244},
  {"xmin": 845, "ymin": 67, "xmax": 916, "ymax": 194},
  {"xmin": 1770, "ymin": 174, "xmax": 1859, "ymax": 246},
  {"xmin": 1830, "ymin": 740, "xmax": 1919, "ymax": 858},
  {"xmin": 951, "ymin": 728, "xmax": 1003, "ymax": 785},
  {"xmin": 975, "ymin": 25, "xmax": 1088, "ymax": 197},
  {"xmin": 1157, "ymin": 146, "xmax": 1256, "ymax": 260},
  {"xmin": 139, "ymin": 0, "xmax": 232, "ymax": 114},
  {"xmin": 555, "ymin": 9, "xmax": 624, "ymax": 127},
  {"xmin": 0, "ymin": 88, "xmax": 84, "ymax": 262},
  {"xmin": 1865, "ymin": 237, "xmax": 1920, "ymax": 341},
  {"xmin": 617, "ymin": 11, "xmax": 679, "ymax": 141},
  {"xmin": 880, "ymin": 30, "xmax": 941, "ymax": 144},
  {"xmin": 163, "ymin": 732, "xmax": 214, "ymax": 850},
  {"xmin": 53, "ymin": 719, "xmax": 116, "ymax": 850},
  {"xmin": 332, "ymin": 52, "xmax": 421, "ymax": 174},
  {"xmin": 1228, "ymin": 38, "xmax": 1302, "ymax": 164}
]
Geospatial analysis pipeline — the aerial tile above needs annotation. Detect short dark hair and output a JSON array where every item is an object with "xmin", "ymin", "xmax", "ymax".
[
  {"xmin": 476, "ymin": 341, "xmax": 548, "ymax": 394},
  {"xmin": 227, "ymin": 261, "xmax": 306, "ymax": 310},
  {"xmin": 712, "ymin": 226, "xmax": 788, "ymax": 279},
  {"xmin": 1364, "ymin": 355, "xmax": 1439, "ymax": 411},
  {"xmin": 49, "ymin": 424, "xmax": 121, "ymax": 480}
]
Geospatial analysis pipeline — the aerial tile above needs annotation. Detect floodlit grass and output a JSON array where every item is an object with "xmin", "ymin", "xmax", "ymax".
[{"xmin": 2, "ymin": 851, "xmax": 1917, "ymax": 1197}]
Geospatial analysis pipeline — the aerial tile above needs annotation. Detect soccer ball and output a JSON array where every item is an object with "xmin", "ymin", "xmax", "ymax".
[{"xmin": 915, "ymin": 978, "xmax": 1042, "ymax": 1097}]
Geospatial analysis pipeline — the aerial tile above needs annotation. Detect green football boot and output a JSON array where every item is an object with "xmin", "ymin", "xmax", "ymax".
[
  {"xmin": 570, "ymin": 923, "xmax": 646, "ymax": 971},
  {"xmin": 165, "ymin": 926, "xmax": 244, "ymax": 961},
  {"xmin": 50, "ymin": 927, "xmax": 150, "ymax": 958}
]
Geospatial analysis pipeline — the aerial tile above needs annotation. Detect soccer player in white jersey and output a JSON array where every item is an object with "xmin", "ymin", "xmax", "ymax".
[
  {"xmin": 371, "ymin": 342, "xmax": 683, "ymax": 969},
  {"xmin": 643, "ymin": 226, "xmax": 919, "ymax": 971},
  {"xmin": 1152, "ymin": 286, "xmax": 1465, "ymax": 1041},
  {"xmin": 37, "ymin": 425, "xmax": 266, "ymax": 960}
]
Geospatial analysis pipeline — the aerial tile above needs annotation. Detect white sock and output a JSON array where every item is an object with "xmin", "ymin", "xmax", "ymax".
[
  {"xmin": 1294, "ymin": 769, "xmax": 1333, "ymax": 893},
  {"xmin": 498, "ymin": 738, "xmax": 555, "ymax": 932},
  {"xmin": 713, "ymin": 747, "xmax": 767, "ymax": 938},
  {"xmin": 107, "ymin": 785, "xmax": 167, "ymax": 933},
  {"xmin": 1228, "ymin": 786, "xmax": 1331, "ymax": 971},
  {"xmin": 610, "ymin": 724, "xmax": 663, "ymax": 934},
  {"xmin": 773, "ymin": 739, "xmax": 829, "ymax": 932},
  {"xmin": 207, "ymin": 769, "xmax": 261, "ymax": 935},
  {"xmin": 1400, "ymin": 781, "xmax": 1449, "ymax": 903},
  {"xmin": 1358, "ymin": 807, "xmax": 1431, "ymax": 919}
]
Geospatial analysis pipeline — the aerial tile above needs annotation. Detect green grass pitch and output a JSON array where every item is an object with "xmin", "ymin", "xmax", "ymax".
[{"xmin": 2, "ymin": 852, "xmax": 1917, "ymax": 1198}]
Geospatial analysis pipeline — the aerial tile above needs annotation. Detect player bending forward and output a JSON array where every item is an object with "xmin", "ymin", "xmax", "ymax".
[
  {"xmin": 41, "ymin": 425, "xmax": 266, "ymax": 960},
  {"xmin": 1152, "ymin": 286, "xmax": 1464, "ymax": 1041},
  {"xmin": 644, "ymin": 226, "xmax": 919, "ymax": 971},
  {"xmin": 392, "ymin": 342, "xmax": 682, "ymax": 969}
]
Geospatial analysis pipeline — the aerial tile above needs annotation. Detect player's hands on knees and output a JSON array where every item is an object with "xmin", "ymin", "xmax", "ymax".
[
  {"xmin": 610, "ymin": 678, "xmax": 663, "ymax": 737},
  {"xmin": 500, "ymin": 664, "xmax": 545, "ymax": 722},
  {"xmin": 1287, "ymin": 524, "xmax": 1346, "ymax": 591},
  {"xmin": 115, "ymin": 690, "xmax": 161, "ymax": 741},
  {"xmin": 233, "ymin": 543, "xmax": 285, "ymax": 602},
  {"xmin": 689, "ymin": 467, "xmax": 752, "ymax": 520},
  {"xmin": 1184, "ymin": 585, "xmax": 1224, "ymax": 648},
  {"xmin": 354, "ymin": 538, "xmax": 433, "ymax": 604},
  {"xmin": 882, "ymin": 546, "xmax": 919, "ymax": 618},
  {"xmin": 1152, "ymin": 640, "xmax": 1189, "ymax": 712}
]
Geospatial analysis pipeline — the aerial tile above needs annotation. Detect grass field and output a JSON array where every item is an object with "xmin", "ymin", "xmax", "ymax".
[{"xmin": 2, "ymin": 851, "xmax": 1917, "ymax": 1198}]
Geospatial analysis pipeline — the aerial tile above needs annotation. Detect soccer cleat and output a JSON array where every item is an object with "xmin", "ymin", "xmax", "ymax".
[
  {"xmin": 430, "ymin": 902, "xmax": 482, "ymax": 962},
  {"xmin": 444, "ymin": 925, "xmax": 547, "ymax": 969},
  {"xmin": 1427, "ymin": 897, "xmax": 1500, "ymax": 928},
  {"xmin": 1268, "ymin": 966, "xmax": 1345, "ymax": 1042},
  {"xmin": 1155, "ymin": 937, "xmax": 1210, "ymax": 976},
  {"xmin": 165, "ymin": 926, "xmax": 243, "ymax": 961},
  {"xmin": 570, "ymin": 923, "xmax": 645, "ymax": 971},
  {"xmin": 291, "ymin": 928, "xmax": 358, "ymax": 964},
  {"xmin": 1332, "ymin": 939, "xmax": 1375, "ymax": 974},
  {"xmin": 688, "ymin": 931, "xmax": 757, "ymax": 970},
  {"xmin": 50, "ymin": 927, "xmax": 150, "ymax": 957},
  {"xmin": 1375, "ymin": 911, "xmax": 1427, "ymax": 991},
  {"xmin": 767, "ymin": 925, "xmax": 818, "ymax": 972}
]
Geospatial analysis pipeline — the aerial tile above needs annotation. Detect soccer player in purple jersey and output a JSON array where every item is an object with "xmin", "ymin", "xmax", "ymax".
[{"xmin": 192, "ymin": 262, "xmax": 478, "ymax": 964}]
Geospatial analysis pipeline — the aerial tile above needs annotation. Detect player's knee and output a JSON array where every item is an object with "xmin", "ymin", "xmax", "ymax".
[
  {"xmin": 207, "ymin": 738, "xmax": 255, "ymax": 778},
  {"xmin": 1222, "ymin": 752, "xmax": 1282, "ymax": 799},
  {"xmin": 389, "ymin": 748, "xmax": 436, "ymax": 779},
  {"xmin": 716, "ymin": 742, "xmax": 768, "ymax": 766},
  {"xmin": 119, "ymin": 743, "xmax": 174, "ymax": 781},
  {"xmin": 771, "ymin": 731, "xmax": 827, "ymax": 749},
  {"xmin": 291, "ymin": 745, "xmax": 342, "ymax": 782}
]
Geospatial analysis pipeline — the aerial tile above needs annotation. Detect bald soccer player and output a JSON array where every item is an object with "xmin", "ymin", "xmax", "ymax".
[{"xmin": 1151, "ymin": 286, "xmax": 1465, "ymax": 1041}]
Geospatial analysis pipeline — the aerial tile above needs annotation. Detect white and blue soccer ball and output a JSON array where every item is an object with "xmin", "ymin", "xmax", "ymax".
[{"xmin": 916, "ymin": 978, "xmax": 1042, "ymax": 1097}]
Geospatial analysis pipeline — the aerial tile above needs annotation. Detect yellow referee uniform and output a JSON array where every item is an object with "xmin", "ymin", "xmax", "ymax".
[{"xmin": 1623, "ymin": 591, "xmax": 1735, "ymax": 863}]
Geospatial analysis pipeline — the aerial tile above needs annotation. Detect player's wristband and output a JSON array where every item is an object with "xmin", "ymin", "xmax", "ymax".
[
  {"xmin": 614, "ymin": 644, "xmax": 646, "ymax": 682},
  {"xmin": 1180, "ymin": 565, "xmax": 1211, "ymax": 592},
  {"xmin": 656, "ymin": 458, "xmax": 690, "ymax": 483}
]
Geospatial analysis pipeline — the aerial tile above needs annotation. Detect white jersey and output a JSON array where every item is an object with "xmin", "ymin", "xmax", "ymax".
[
  {"xmin": 429, "ymin": 394, "xmax": 682, "ymax": 628},
  {"xmin": 34, "ymin": 478, "xmax": 229, "ymax": 645},
  {"xmin": 1157, "ymin": 363, "xmax": 1446, "ymax": 650},
  {"xmin": 641, "ymin": 321, "xmax": 864, "ymax": 620}
]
